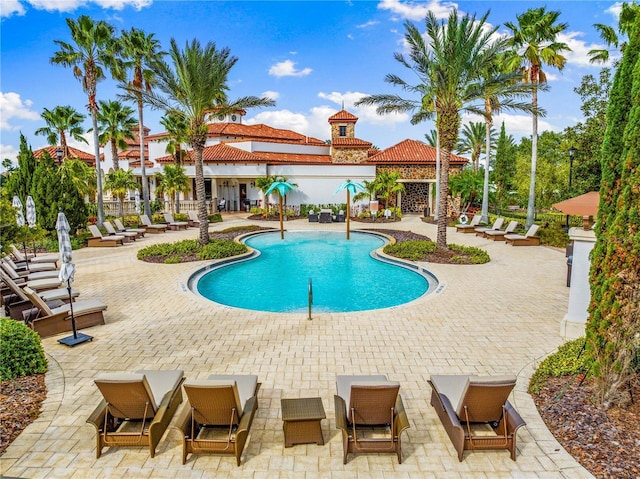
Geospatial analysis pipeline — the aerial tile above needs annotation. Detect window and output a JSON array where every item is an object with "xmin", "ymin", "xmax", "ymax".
[{"xmin": 339, "ymin": 125, "xmax": 347, "ymax": 137}]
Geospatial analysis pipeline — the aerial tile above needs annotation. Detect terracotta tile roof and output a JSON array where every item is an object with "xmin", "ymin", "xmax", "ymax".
[
  {"xmin": 34, "ymin": 146, "xmax": 96, "ymax": 167},
  {"xmin": 256, "ymin": 151, "xmax": 332, "ymax": 164},
  {"xmin": 128, "ymin": 159, "xmax": 155, "ymax": 168},
  {"xmin": 201, "ymin": 143, "xmax": 267, "ymax": 163},
  {"xmin": 367, "ymin": 139, "xmax": 469, "ymax": 165},
  {"xmin": 155, "ymin": 144, "xmax": 332, "ymax": 165},
  {"xmin": 119, "ymin": 149, "xmax": 147, "ymax": 159},
  {"xmin": 331, "ymin": 137, "xmax": 372, "ymax": 148},
  {"xmin": 206, "ymin": 123, "xmax": 325, "ymax": 144},
  {"xmin": 328, "ymin": 109, "xmax": 358, "ymax": 123}
]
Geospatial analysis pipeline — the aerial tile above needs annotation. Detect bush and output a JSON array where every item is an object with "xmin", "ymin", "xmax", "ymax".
[
  {"xmin": 384, "ymin": 240, "xmax": 436, "ymax": 260},
  {"xmin": 208, "ymin": 214, "xmax": 223, "ymax": 223},
  {"xmin": 538, "ymin": 222, "xmax": 570, "ymax": 248},
  {"xmin": 0, "ymin": 318, "xmax": 48, "ymax": 381},
  {"xmin": 197, "ymin": 240, "xmax": 247, "ymax": 260},
  {"xmin": 137, "ymin": 238, "xmax": 247, "ymax": 262},
  {"xmin": 448, "ymin": 244, "xmax": 490, "ymax": 264},
  {"xmin": 528, "ymin": 337, "xmax": 588, "ymax": 394}
]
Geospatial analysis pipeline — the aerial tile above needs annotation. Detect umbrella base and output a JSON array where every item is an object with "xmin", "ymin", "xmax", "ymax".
[{"xmin": 58, "ymin": 333, "xmax": 93, "ymax": 347}]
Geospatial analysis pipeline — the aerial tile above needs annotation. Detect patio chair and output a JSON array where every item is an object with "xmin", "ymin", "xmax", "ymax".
[
  {"xmin": 175, "ymin": 374, "xmax": 260, "ymax": 466},
  {"xmin": 1, "ymin": 260, "xmax": 60, "ymax": 281},
  {"xmin": 140, "ymin": 214, "xmax": 168, "ymax": 233},
  {"xmin": 319, "ymin": 209, "xmax": 332, "ymax": 223},
  {"xmin": 455, "ymin": 214, "xmax": 482, "ymax": 233},
  {"xmin": 103, "ymin": 221, "xmax": 138, "ymax": 242},
  {"xmin": 428, "ymin": 374, "xmax": 526, "ymax": 461},
  {"xmin": 163, "ymin": 213, "xmax": 189, "ymax": 230},
  {"xmin": 1, "ymin": 270, "xmax": 78, "ymax": 321},
  {"xmin": 505, "ymin": 224, "xmax": 541, "ymax": 246},
  {"xmin": 474, "ymin": 217, "xmax": 505, "ymax": 236},
  {"xmin": 3, "ymin": 255, "xmax": 58, "ymax": 273},
  {"xmin": 10, "ymin": 244, "xmax": 60, "ymax": 265},
  {"xmin": 187, "ymin": 210, "xmax": 200, "ymax": 228},
  {"xmin": 87, "ymin": 369, "xmax": 185, "ymax": 458},
  {"xmin": 335, "ymin": 210, "xmax": 346, "ymax": 222},
  {"xmin": 87, "ymin": 225, "xmax": 125, "ymax": 247},
  {"xmin": 308, "ymin": 210, "xmax": 319, "ymax": 222},
  {"xmin": 334, "ymin": 375, "xmax": 410, "ymax": 464},
  {"xmin": 22, "ymin": 286, "xmax": 106, "ymax": 337},
  {"xmin": 482, "ymin": 220, "xmax": 519, "ymax": 241},
  {"xmin": 112, "ymin": 218, "xmax": 146, "ymax": 237}
]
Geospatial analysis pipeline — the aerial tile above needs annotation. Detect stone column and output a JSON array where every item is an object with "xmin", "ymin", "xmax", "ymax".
[{"xmin": 560, "ymin": 224, "xmax": 596, "ymax": 339}]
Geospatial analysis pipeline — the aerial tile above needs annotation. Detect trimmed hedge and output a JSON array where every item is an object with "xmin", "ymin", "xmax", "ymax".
[
  {"xmin": 528, "ymin": 337, "xmax": 588, "ymax": 394},
  {"xmin": 0, "ymin": 318, "xmax": 48, "ymax": 381}
]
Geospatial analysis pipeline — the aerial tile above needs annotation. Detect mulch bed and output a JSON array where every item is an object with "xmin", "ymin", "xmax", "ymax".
[
  {"xmin": 532, "ymin": 376, "xmax": 640, "ymax": 478},
  {"xmin": 0, "ymin": 374, "xmax": 47, "ymax": 455}
]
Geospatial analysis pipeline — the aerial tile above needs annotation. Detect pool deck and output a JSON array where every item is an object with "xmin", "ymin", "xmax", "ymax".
[{"xmin": 0, "ymin": 214, "xmax": 594, "ymax": 478}]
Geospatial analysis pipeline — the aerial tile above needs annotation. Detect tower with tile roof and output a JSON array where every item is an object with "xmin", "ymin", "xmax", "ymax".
[{"xmin": 328, "ymin": 109, "xmax": 372, "ymax": 164}]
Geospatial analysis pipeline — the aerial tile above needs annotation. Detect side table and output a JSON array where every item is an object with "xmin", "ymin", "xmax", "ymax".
[{"xmin": 281, "ymin": 397, "xmax": 326, "ymax": 447}]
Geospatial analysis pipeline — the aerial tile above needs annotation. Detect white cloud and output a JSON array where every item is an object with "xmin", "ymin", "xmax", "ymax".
[
  {"xmin": 606, "ymin": 2, "xmax": 623, "ymax": 19},
  {"xmin": 246, "ymin": 110, "xmax": 309, "ymax": 134},
  {"xmin": 318, "ymin": 91, "xmax": 409, "ymax": 125},
  {"xmin": 0, "ymin": 0, "xmax": 25, "ymax": 17},
  {"xmin": 261, "ymin": 90, "xmax": 280, "ymax": 101},
  {"xmin": 268, "ymin": 60, "xmax": 312, "ymax": 78},
  {"xmin": 0, "ymin": 92, "xmax": 41, "ymax": 130},
  {"xmin": 466, "ymin": 112, "xmax": 561, "ymax": 140},
  {"xmin": 377, "ymin": 0, "xmax": 457, "ymax": 21},
  {"xmin": 0, "ymin": 144, "xmax": 20, "ymax": 166},
  {"xmin": 559, "ymin": 31, "xmax": 607, "ymax": 68},
  {"xmin": 357, "ymin": 20, "xmax": 379, "ymax": 28}
]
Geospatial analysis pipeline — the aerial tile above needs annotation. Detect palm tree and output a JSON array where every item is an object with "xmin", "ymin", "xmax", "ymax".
[
  {"xmin": 155, "ymin": 164, "xmax": 190, "ymax": 213},
  {"xmin": 118, "ymin": 28, "xmax": 165, "ymax": 219},
  {"xmin": 139, "ymin": 38, "xmax": 275, "ymax": 244},
  {"xmin": 588, "ymin": 2, "xmax": 639, "ymax": 63},
  {"xmin": 424, "ymin": 129, "xmax": 438, "ymax": 147},
  {"xmin": 59, "ymin": 158, "xmax": 97, "ymax": 201},
  {"xmin": 255, "ymin": 175, "xmax": 278, "ymax": 218},
  {"xmin": 352, "ymin": 179, "xmax": 378, "ymax": 203},
  {"xmin": 34, "ymin": 105, "xmax": 88, "ymax": 159},
  {"xmin": 374, "ymin": 171, "xmax": 405, "ymax": 217},
  {"xmin": 457, "ymin": 122, "xmax": 487, "ymax": 172},
  {"xmin": 104, "ymin": 169, "xmax": 139, "ymax": 219},
  {"xmin": 51, "ymin": 15, "xmax": 120, "ymax": 226},
  {"xmin": 94, "ymin": 100, "xmax": 136, "ymax": 171},
  {"xmin": 357, "ymin": 9, "xmax": 503, "ymax": 249},
  {"xmin": 159, "ymin": 112, "xmax": 189, "ymax": 166},
  {"xmin": 505, "ymin": 7, "xmax": 570, "ymax": 228},
  {"xmin": 266, "ymin": 177, "xmax": 296, "ymax": 240}
]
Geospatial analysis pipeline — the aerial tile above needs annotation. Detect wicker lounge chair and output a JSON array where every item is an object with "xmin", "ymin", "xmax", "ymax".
[
  {"xmin": 505, "ymin": 224, "xmax": 541, "ymax": 246},
  {"xmin": 22, "ymin": 286, "xmax": 106, "ymax": 337},
  {"xmin": 308, "ymin": 210, "xmax": 319, "ymax": 222},
  {"xmin": 474, "ymin": 217, "xmax": 505, "ymax": 236},
  {"xmin": 140, "ymin": 214, "xmax": 168, "ymax": 233},
  {"xmin": 163, "ymin": 213, "xmax": 189, "ymax": 230},
  {"xmin": 319, "ymin": 209, "xmax": 333, "ymax": 223},
  {"xmin": 103, "ymin": 221, "xmax": 138, "ymax": 242},
  {"xmin": 428, "ymin": 374, "xmax": 526, "ymax": 461},
  {"xmin": 113, "ymin": 218, "xmax": 146, "ymax": 237},
  {"xmin": 482, "ymin": 220, "xmax": 519, "ymax": 241},
  {"xmin": 175, "ymin": 374, "xmax": 260, "ymax": 466},
  {"xmin": 87, "ymin": 369, "xmax": 185, "ymax": 458},
  {"xmin": 334, "ymin": 375, "xmax": 410, "ymax": 464},
  {"xmin": 455, "ymin": 214, "xmax": 482, "ymax": 233},
  {"xmin": 187, "ymin": 211, "xmax": 200, "ymax": 228},
  {"xmin": 88, "ymin": 225, "xmax": 125, "ymax": 247}
]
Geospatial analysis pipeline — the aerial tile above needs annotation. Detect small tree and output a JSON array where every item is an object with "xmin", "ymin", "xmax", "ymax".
[
  {"xmin": 30, "ymin": 152, "xmax": 62, "ymax": 231},
  {"xmin": 155, "ymin": 164, "xmax": 190, "ymax": 213},
  {"xmin": 4, "ymin": 134, "xmax": 37, "ymax": 203},
  {"xmin": 104, "ymin": 169, "xmax": 139, "ymax": 219}
]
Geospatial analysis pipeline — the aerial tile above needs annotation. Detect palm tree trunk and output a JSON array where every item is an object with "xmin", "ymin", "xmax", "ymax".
[
  {"xmin": 138, "ymin": 97, "xmax": 151, "ymax": 219},
  {"xmin": 111, "ymin": 138, "xmax": 120, "ymax": 171},
  {"xmin": 278, "ymin": 194, "xmax": 284, "ymax": 240},
  {"xmin": 60, "ymin": 132, "xmax": 68, "ymax": 160},
  {"xmin": 480, "ymin": 110, "xmax": 492, "ymax": 223},
  {"xmin": 526, "ymin": 84, "xmax": 538, "ymax": 229},
  {"xmin": 194, "ymin": 146, "xmax": 209, "ymax": 245},
  {"xmin": 436, "ymin": 147, "xmax": 451, "ymax": 250},
  {"xmin": 90, "ymin": 108, "xmax": 105, "ymax": 225}
]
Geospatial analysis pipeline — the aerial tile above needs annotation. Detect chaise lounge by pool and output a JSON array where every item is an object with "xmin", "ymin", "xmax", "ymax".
[{"xmin": 191, "ymin": 230, "xmax": 437, "ymax": 313}]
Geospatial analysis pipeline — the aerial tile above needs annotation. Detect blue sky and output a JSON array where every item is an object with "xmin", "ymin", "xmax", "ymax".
[{"xmin": 0, "ymin": 0, "xmax": 621, "ymax": 170}]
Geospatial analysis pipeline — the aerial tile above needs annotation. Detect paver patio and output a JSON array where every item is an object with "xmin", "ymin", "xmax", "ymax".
[{"xmin": 0, "ymin": 214, "xmax": 594, "ymax": 478}]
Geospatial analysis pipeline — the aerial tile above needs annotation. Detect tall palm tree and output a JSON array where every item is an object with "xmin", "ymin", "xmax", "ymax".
[
  {"xmin": 34, "ymin": 105, "xmax": 87, "ymax": 159},
  {"xmin": 456, "ymin": 122, "xmax": 487, "ymax": 172},
  {"xmin": 159, "ymin": 112, "xmax": 189, "ymax": 166},
  {"xmin": 104, "ymin": 169, "xmax": 139, "ymax": 219},
  {"xmin": 51, "ymin": 15, "xmax": 120, "ymax": 226},
  {"xmin": 94, "ymin": 100, "xmax": 136, "ymax": 171},
  {"xmin": 118, "ymin": 28, "xmax": 165, "ymax": 219},
  {"xmin": 155, "ymin": 164, "xmax": 190, "ymax": 213},
  {"xmin": 138, "ymin": 39, "xmax": 275, "ymax": 244},
  {"xmin": 588, "ymin": 2, "xmax": 639, "ymax": 63},
  {"xmin": 357, "ymin": 9, "xmax": 503, "ymax": 249},
  {"xmin": 505, "ymin": 7, "xmax": 570, "ymax": 228}
]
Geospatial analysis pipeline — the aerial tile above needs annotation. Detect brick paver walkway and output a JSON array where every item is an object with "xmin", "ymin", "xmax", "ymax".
[{"xmin": 0, "ymin": 214, "xmax": 593, "ymax": 478}]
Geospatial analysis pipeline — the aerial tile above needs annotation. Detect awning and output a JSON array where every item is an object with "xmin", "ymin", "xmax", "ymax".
[{"xmin": 552, "ymin": 191, "xmax": 599, "ymax": 216}]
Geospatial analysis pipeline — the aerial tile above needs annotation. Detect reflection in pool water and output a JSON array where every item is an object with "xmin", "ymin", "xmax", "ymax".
[{"xmin": 195, "ymin": 231, "xmax": 435, "ymax": 313}]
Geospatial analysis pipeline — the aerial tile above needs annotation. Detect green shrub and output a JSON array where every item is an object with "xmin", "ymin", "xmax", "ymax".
[
  {"xmin": 208, "ymin": 214, "xmax": 223, "ymax": 223},
  {"xmin": 448, "ymin": 244, "xmax": 490, "ymax": 264},
  {"xmin": 137, "ymin": 238, "xmax": 247, "ymax": 262},
  {"xmin": 151, "ymin": 213, "xmax": 166, "ymax": 224},
  {"xmin": 384, "ymin": 240, "xmax": 436, "ymax": 260},
  {"xmin": 0, "ymin": 318, "xmax": 48, "ymax": 381},
  {"xmin": 197, "ymin": 240, "xmax": 247, "ymax": 260},
  {"xmin": 538, "ymin": 222, "xmax": 569, "ymax": 248},
  {"xmin": 173, "ymin": 213, "xmax": 189, "ymax": 222},
  {"xmin": 219, "ymin": 225, "xmax": 264, "ymax": 233},
  {"xmin": 528, "ymin": 337, "xmax": 588, "ymax": 394}
]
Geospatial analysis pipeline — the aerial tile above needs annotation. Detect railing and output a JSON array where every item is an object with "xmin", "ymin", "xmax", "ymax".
[{"xmin": 101, "ymin": 200, "xmax": 217, "ymax": 216}]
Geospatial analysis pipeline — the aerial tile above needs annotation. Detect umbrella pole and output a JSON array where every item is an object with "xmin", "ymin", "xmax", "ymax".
[
  {"xmin": 346, "ymin": 190, "xmax": 351, "ymax": 240},
  {"xmin": 68, "ymin": 279, "xmax": 78, "ymax": 340}
]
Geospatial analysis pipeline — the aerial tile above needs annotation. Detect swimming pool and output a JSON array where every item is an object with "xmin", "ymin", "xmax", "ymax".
[{"xmin": 193, "ymin": 230, "xmax": 436, "ymax": 313}]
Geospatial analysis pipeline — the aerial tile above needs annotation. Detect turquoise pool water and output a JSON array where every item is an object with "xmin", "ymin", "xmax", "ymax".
[{"xmin": 195, "ymin": 231, "xmax": 433, "ymax": 313}]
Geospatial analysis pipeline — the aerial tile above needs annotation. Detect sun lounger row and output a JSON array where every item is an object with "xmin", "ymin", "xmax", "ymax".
[
  {"xmin": 456, "ymin": 216, "xmax": 541, "ymax": 246},
  {"xmin": 87, "ymin": 371, "xmax": 525, "ymax": 466}
]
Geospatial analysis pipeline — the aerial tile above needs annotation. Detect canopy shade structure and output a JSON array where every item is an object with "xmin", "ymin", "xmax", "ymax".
[{"xmin": 552, "ymin": 192, "xmax": 599, "ymax": 217}]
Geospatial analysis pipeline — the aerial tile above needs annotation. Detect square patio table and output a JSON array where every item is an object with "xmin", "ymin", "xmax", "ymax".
[{"xmin": 281, "ymin": 397, "xmax": 326, "ymax": 447}]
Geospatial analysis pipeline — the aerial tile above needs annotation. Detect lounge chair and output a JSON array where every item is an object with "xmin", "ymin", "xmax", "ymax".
[
  {"xmin": 175, "ymin": 374, "xmax": 260, "ymax": 466},
  {"xmin": 428, "ymin": 374, "xmax": 526, "ymax": 461},
  {"xmin": 187, "ymin": 211, "xmax": 200, "ymax": 228},
  {"xmin": 319, "ymin": 209, "xmax": 332, "ymax": 223},
  {"xmin": 308, "ymin": 210, "xmax": 318, "ymax": 222},
  {"xmin": 87, "ymin": 225, "xmax": 125, "ymax": 247},
  {"xmin": 334, "ymin": 375, "xmax": 410, "ymax": 464},
  {"xmin": 163, "ymin": 213, "xmax": 189, "ymax": 230},
  {"xmin": 113, "ymin": 218, "xmax": 146, "ymax": 237},
  {"xmin": 103, "ymin": 221, "xmax": 138, "ymax": 242},
  {"xmin": 10, "ymin": 244, "xmax": 60, "ymax": 265},
  {"xmin": 1, "ymin": 260, "xmax": 60, "ymax": 281},
  {"xmin": 87, "ymin": 369, "xmax": 185, "ymax": 458},
  {"xmin": 22, "ymin": 286, "xmax": 106, "ymax": 337},
  {"xmin": 1, "ymin": 270, "xmax": 78, "ymax": 321},
  {"xmin": 335, "ymin": 210, "xmax": 346, "ymax": 222},
  {"xmin": 3, "ymin": 255, "xmax": 58, "ymax": 273},
  {"xmin": 455, "ymin": 214, "xmax": 482, "ymax": 233},
  {"xmin": 140, "ymin": 214, "xmax": 168, "ymax": 233},
  {"xmin": 474, "ymin": 217, "xmax": 505, "ymax": 236},
  {"xmin": 505, "ymin": 224, "xmax": 541, "ymax": 246},
  {"xmin": 482, "ymin": 220, "xmax": 519, "ymax": 241}
]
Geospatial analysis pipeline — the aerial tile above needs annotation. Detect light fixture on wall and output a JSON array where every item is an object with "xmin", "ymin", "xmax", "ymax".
[{"xmin": 250, "ymin": 181, "xmax": 255, "ymax": 188}]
